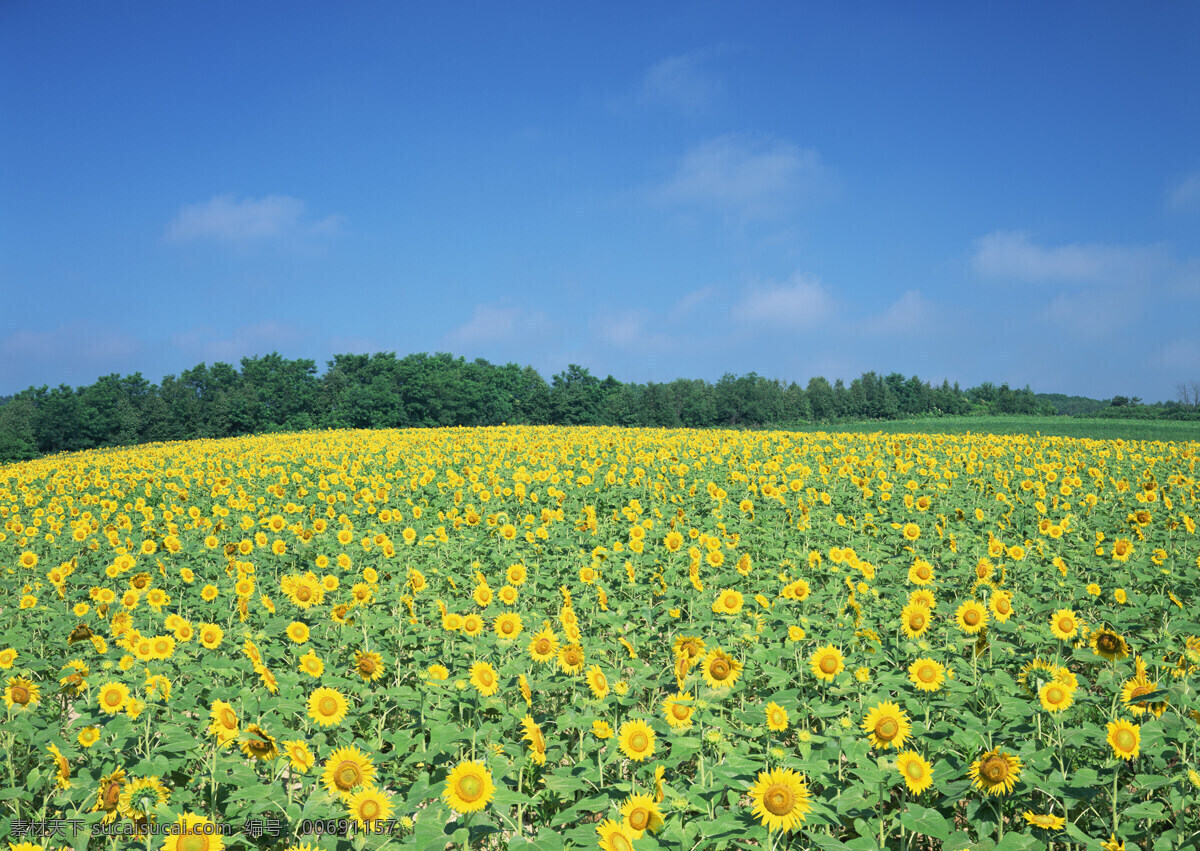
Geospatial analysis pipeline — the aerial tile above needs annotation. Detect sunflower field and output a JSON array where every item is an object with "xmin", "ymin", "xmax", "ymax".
[{"xmin": 1, "ymin": 426, "xmax": 1199, "ymax": 851}]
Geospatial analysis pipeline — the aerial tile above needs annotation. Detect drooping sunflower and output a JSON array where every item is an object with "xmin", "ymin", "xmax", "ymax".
[
  {"xmin": 1022, "ymin": 811, "xmax": 1066, "ymax": 830},
  {"xmin": 896, "ymin": 751, "xmax": 934, "ymax": 795},
  {"xmin": 1038, "ymin": 680, "xmax": 1074, "ymax": 713},
  {"xmin": 1092, "ymin": 627, "xmax": 1130, "ymax": 662},
  {"xmin": 968, "ymin": 748, "xmax": 1022, "ymax": 795},
  {"xmin": 529, "ymin": 628, "xmax": 559, "ymax": 664},
  {"xmin": 162, "ymin": 813, "xmax": 224, "ymax": 851},
  {"xmin": 1121, "ymin": 660, "xmax": 1168, "ymax": 717},
  {"xmin": 240, "ymin": 724, "xmax": 279, "ymax": 761},
  {"xmin": 47, "ymin": 743, "xmax": 70, "ymax": 789},
  {"xmin": 586, "ymin": 664, "xmax": 610, "ymax": 699},
  {"xmin": 91, "ymin": 767, "xmax": 126, "ymax": 822},
  {"xmin": 443, "ymin": 759, "xmax": 495, "ymax": 813},
  {"xmin": 596, "ymin": 818, "xmax": 637, "ymax": 851},
  {"xmin": 97, "ymin": 681, "xmax": 130, "ymax": 716},
  {"xmin": 900, "ymin": 603, "xmax": 933, "ymax": 638},
  {"xmin": 346, "ymin": 785, "xmax": 394, "ymax": 828},
  {"xmin": 354, "ymin": 650, "xmax": 384, "ymax": 682},
  {"xmin": 955, "ymin": 600, "xmax": 989, "ymax": 635},
  {"xmin": 520, "ymin": 714, "xmax": 547, "ymax": 765},
  {"xmin": 308, "ymin": 687, "xmax": 349, "ymax": 727},
  {"xmin": 908, "ymin": 658, "xmax": 946, "ymax": 692},
  {"xmin": 673, "ymin": 635, "xmax": 706, "ymax": 668},
  {"xmin": 118, "ymin": 775, "xmax": 169, "ymax": 821},
  {"xmin": 810, "ymin": 645, "xmax": 845, "ymax": 682},
  {"xmin": 1050, "ymin": 609, "xmax": 1080, "ymax": 641},
  {"xmin": 617, "ymin": 719, "xmax": 657, "ymax": 762},
  {"xmin": 748, "ymin": 767, "xmax": 813, "ymax": 833},
  {"xmin": 1106, "ymin": 719, "xmax": 1140, "ymax": 760},
  {"xmin": 3, "ymin": 676, "xmax": 40, "ymax": 711},
  {"xmin": 662, "ymin": 692, "xmax": 695, "ymax": 730},
  {"xmin": 322, "ymin": 745, "xmax": 377, "ymax": 799},
  {"xmin": 862, "ymin": 700, "xmax": 911, "ymax": 750},
  {"xmin": 470, "ymin": 661, "xmax": 500, "ymax": 697},
  {"xmin": 765, "ymin": 701, "xmax": 789, "ymax": 732},
  {"xmin": 701, "ymin": 647, "xmax": 743, "ymax": 690},
  {"xmin": 620, "ymin": 792, "xmax": 665, "ymax": 838}
]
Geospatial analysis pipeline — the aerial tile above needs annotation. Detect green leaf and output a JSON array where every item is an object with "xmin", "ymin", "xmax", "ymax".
[{"xmin": 899, "ymin": 803, "xmax": 952, "ymax": 841}]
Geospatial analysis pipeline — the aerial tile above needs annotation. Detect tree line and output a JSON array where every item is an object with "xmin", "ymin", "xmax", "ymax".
[{"xmin": 0, "ymin": 351, "xmax": 1188, "ymax": 462}]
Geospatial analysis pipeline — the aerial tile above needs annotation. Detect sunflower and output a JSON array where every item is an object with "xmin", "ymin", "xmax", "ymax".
[
  {"xmin": 78, "ymin": 726, "xmax": 100, "ymax": 748},
  {"xmin": 712, "ymin": 588, "xmax": 744, "ymax": 615},
  {"xmin": 346, "ymin": 785, "xmax": 394, "ymax": 828},
  {"xmin": 92, "ymin": 767, "xmax": 126, "ymax": 822},
  {"xmin": 701, "ymin": 647, "xmax": 743, "ymax": 690},
  {"xmin": 308, "ymin": 687, "xmax": 349, "ymax": 727},
  {"xmin": 617, "ymin": 719, "xmax": 657, "ymax": 762},
  {"xmin": 908, "ymin": 559, "xmax": 934, "ymax": 585},
  {"xmin": 283, "ymin": 739, "xmax": 315, "ymax": 773},
  {"xmin": 462, "ymin": 613, "xmax": 485, "ymax": 636},
  {"xmin": 900, "ymin": 603, "xmax": 933, "ymax": 638},
  {"xmin": 118, "ymin": 775, "xmax": 169, "ymax": 821},
  {"xmin": 521, "ymin": 714, "xmax": 546, "ymax": 765},
  {"xmin": 908, "ymin": 588, "xmax": 937, "ymax": 610},
  {"xmin": 620, "ymin": 792, "xmax": 665, "ymax": 838},
  {"xmin": 162, "ymin": 813, "xmax": 225, "ymax": 851},
  {"xmin": 862, "ymin": 701, "xmax": 911, "ymax": 750},
  {"xmin": 470, "ymin": 661, "xmax": 500, "ymax": 697},
  {"xmin": 494, "ymin": 612, "xmax": 523, "ymax": 640},
  {"xmin": 286, "ymin": 622, "xmax": 310, "ymax": 644},
  {"xmin": 586, "ymin": 664, "xmax": 610, "ymax": 699},
  {"xmin": 529, "ymin": 628, "xmax": 559, "ymax": 664},
  {"xmin": 558, "ymin": 644, "xmax": 585, "ymax": 675},
  {"xmin": 896, "ymin": 751, "xmax": 934, "ymax": 795},
  {"xmin": 989, "ymin": 591, "xmax": 1014, "ymax": 623},
  {"xmin": 3, "ymin": 676, "xmax": 40, "ymax": 711},
  {"xmin": 323, "ymin": 746, "xmax": 377, "ymax": 798},
  {"xmin": 48, "ymin": 742, "xmax": 70, "ymax": 789},
  {"xmin": 97, "ymin": 681, "xmax": 130, "ymax": 715},
  {"xmin": 592, "ymin": 719, "xmax": 614, "ymax": 739},
  {"xmin": 1039, "ymin": 680, "xmax": 1074, "ymax": 713},
  {"xmin": 1092, "ymin": 627, "xmax": 1130, "ymax": 662},
  {"xmin": 1106, "ymin": 719, "xmax": 1140, "ymax": 760},
  {"xmin": 955, "ymin": 600, "xmax": 988, "ymax": 635},
  {"xmin": 1050, "ymin": 609, "xmax": 1079, "ymax": 641},
  {"xmin": 207, "ymin": 699, "xmax": 239, "ymax": 745},
  {"xmin": 354, "ymin": 650, "xmax": 384, "ymax": 682},
  {"xmin": 662, "ymin": 692, "xmax": 695, "ymax": 729},
  {"xmin": 1121, "ymin": 662, "xmax": 1168, "ymax": 717},
  {"xmin": 908, "ymin": 658, "xmax": 945, "ymax": 692},
  {"xmin": 673, "ymin": 635, "xmax": 706, "ymax": 667},
  {"xmin": 1022, "ymin": 811, "xmax": 1066, "ymax": 830},
  {"xmin": 765, "ymin": 701, "xmax": 789, "ymax": 732},
  {"xmin": 810, "ymin": 645, "xmax": 845, "ymax": 682},
  {"xmin": 749, "ymin": 767, "xmax": 813, "ymax": 832},
  {"xmin": 240, "ymin": 724, "xmax": 279, "ymax": 761},
  {"xmin": 443, "ymin": 759, "xmax": 495, "ymax": 813},
  {"xmin": 968, "ymin": 748, "xmax": 1022, "ymax": 795},
  {"xmin": 597, "ymin": 819, "xmax": 637, "ymax": 851}
]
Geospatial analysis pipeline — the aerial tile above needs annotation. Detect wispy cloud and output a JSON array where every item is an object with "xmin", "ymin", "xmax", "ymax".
[
  {"xmin": 442, "ymin": 304, "xmax": 553, "ymax": 349},
  {"xmin": 862, "ymin": 289, "xmax": 935, "ymax": 335},
  {"xmin": 170, "ymin": 320, "xmax": 303, "ymax": 363},
  {"xmin": 971, "ymin": 231, "xmax": 1167, "ymax": 286},
  {"xmin": 636, "ymin": 49, "xmax": 726, "ymax": 115},
  {"xmin": 732, "ymin": 273, "xmax": 836, "ymax": 327},
  {"xmin": 165, "ymin": 194, "xmax": 341, "ymax": 243},
  {"xmin": 651, "ymin": 134, "xmax": 835, "ymax": 220},
  {"xmin": 1168, "ymin": 171, "xmax": 1200, "ymax": 211}
]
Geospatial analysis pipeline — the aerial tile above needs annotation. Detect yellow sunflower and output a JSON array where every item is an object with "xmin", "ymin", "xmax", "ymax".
[
  {"xmin": 346, "ymin": 785, "xmax": 394, "ymax": 828},
  {"xmin": 810, "ymin": 645, "xmax": 845, "ymax": 682},
  {"xmin": 307, "ymin": 687, "xmax": 349, "ymax": 727},
  {"xmin": 322, "ymin": 746, "xmax": 377, "ymax": 799},
  {"xmin": 470, "ymin": 661, "xmax": 500, "ymax": 697},
  {"xmin": 207, "ymin": 699, "xmax": 239, "ymax": 745},
  {"xmin": 283, "ymin": 739, "xmax": 315, "ymax": 773},
  {"xmin": 299, "ymin": 650, "xmax": 324, "ymax": 678},
  {"xmin": 286, "ymin": 622, "xmax": 310, "ymax": 644},
  {"xmin": 862, "ymin": 700, "xmax": 911, "ymax": 750},
  {"xmin": 701, "ymin": 647, "xmax": 743, "ymax": 690},
  {"xmin": 896, "ymin": 751, "xmax": 934, "ymax": 795},
  {"xmin": 1022, "ymin": 811, "xmax": 1066, "ymax": 830},
  {"xmin": 1049, "ymin": 608, "xmax": 1079, "ymax": 641},
  {"xmin": 620, "ymin": 792, "xmax": 665, "ymax": 838},
  {"xmin": 3, "ymin": 676, "xmax": 40, "ymax": 711},
  {"xmin": 239, "ymin": 724, "xmax": 279, "ymax": 761},
  {"xmin": 91, "ymin": 767, "xmax": 126, "ymax": 822},
  {"xmin": 585, "ymin": 664, "xmax": 610, "ymax": 699},
  {"xmin": 662, "ymin": 692, "xmax": 695, "ymax": 730},
  {"xmin": 900, "ymin": 603, "xmax": 933, "ymax": 638},
  {"xmin": 596, "ymin": 819, "xmax": 637, "ymax": 851},
  {"xmin": 558, "ymin": 644, "xmax": 585, "ymax": 675},
  {"xmin": 354, "ymin": 650, "xmax": 384, "ymax": 682},
  {"xmin": 1091, "ymin": 627, "xmax": 1130, "ymax": 662},
  {"xmin": 493, "ymin": 612, "xmax": 524, "ymax": 640},
  {"xmin": 1106, "ymin": 719, "xmax": 1140, "ymax": 760},
  {"xmin": 97, "ymin": 681, "xmax": 130, "ymax": 715},
  {"xmin": 443, "ymin": 759, "xmax": 495, "ymax": 813},
  {"xmin": 617, "ymin": 719, "xmax": 657, "ymax": 762},
  {"xmin": 908, "ymin": 658, "xmax": 945, "ymax": 692},
  {"xmin": 521, "ymin": 714, "xmax": 547, "ymax": 765},
  {"xmin": 162, "ymin": 813, "xmax": 224, "ymax": 851},
  {"xmin": 968, "ymin": 748, "xmax": 1022, "ymax": 795},
  {"xmin": 765, "ymin": 701, "xmax": 789, "ymax": 732},
  {"xmin": 748, "ymin": 767, "xmax": 813, "ymax": 832},
  {"xmin": 955, "ymin": 600, "xmax": 989, "ymax": 635},
  {"xmin": 712, "ymin": 588, "xmax": 744, "ymax": 615},
  {"xmin": 118, "ymin": 775, "xmax": 169, "ymax": 821},
  {"xmin": 1038, "ymin": 680, "xmax": 1074, "ymax": 713},
  {"xmin": 529, "ymin": 628, "xmax": 559, "ymax": 664}
]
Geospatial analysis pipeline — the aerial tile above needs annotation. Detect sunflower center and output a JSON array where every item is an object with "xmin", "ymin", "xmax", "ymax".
[
  {"xmin": 906, "ymin": 761, "xmax": 924, "ymax": 780},
  {"xmin": 359, "ymin": 658, "xmax": 376, "ymax": 674},
  {"xmin": 630, "ymin": 732, "xmax": 649, "ymax": 752},
  {"xmin": 359, "ymin": 800, "xmax": 380, "ymax": 820},
  {"xmin": 770, "ymin": 710, "xmax": 785, "ymax": 725},
  {"xmin": 1098, "ymin": 634, "xmax": 1118, "ymax": 653},
  {"xmin": 456, "ymin": 774, "xmax": 484, "ymax": 802},
  {"xmin": 981, "ymin": 756, "xmax": 1008, "ymax": 782},
  {"xmin": 178, "ymin": 835, "xmax": 209, "ymax": 851},
  {"xmin": 10, "ymin": 684, "xmax": 30, "ymax": 705},
  {"xmin": 711, "ymin": 660, "xmax": 730, "ymax": 679},
  {"xmin": 1115, "ymin": 730, "xmax": 1136, "ymax": 751},
  {"xmin": 336, "ymin": 762, "xmax": 364, "ymax": 790},
  {"xmin": 566, "ymin": 648, "xmax": 582, "ymax": 664},
  {"xmin": 104, "ymin": 690, "xmax": 123, "ymax": 708},
  {"xmin": 918, "ymin": 666, "xmax": 936, "ymax": 683},
  {"xmin": 479, "ymin": 670, "xmax": 494, "ymax": 686},
  {"xmin": 102, "ymin": 782, "xmax": 121, "ymax": 808},
  {"xmin": 1046, "ymin": 686, "xmax": 1065, "ymax": 703},
  {"xmin": 221, "ymin": 707, "xmax": 237, "ymax": 728},
  {"xmin": 671, "ymin": 703, "xmax": 690, "ymax": 720},
  {"xmin": 910, "ymin": 613, "xmax": 926, "ymax": 629},
  {"xmin": 296, "ymin": 587, "xmax": 312, "ymax": 601},
  {"xmin": 628, "ymin": 807, "xmax": 650, "ymax": 830},
  {"xmin": 917, "ymin": 567, "xmax": 931, "ymax": 580},
  {"xmin": 964, "ymin": 610, "xmax": 980, "ymax": 626},
  {"xmin": 612, "ymin": 835, "xmax": 634, "ymax": 851},
  {"xmin": 764, "ymin": 784, "xmax": 796, "ymax": 816},
  {"xmin": 819, "ymin": 656, "xmax": 838, "ymax": 674},
  {"xmin": 1058, "ymin": 618, "xmax": 1074, "ymax": 633},
  {"xmin": 319, "ymin": 696, "xmax": 338, "ymax": 716},
  {"xmin": 1130, "ymin": 685, "xmax": 1152, "ymax": 703},
  {"xmin": 875, "ymin": 718, "xmax": 899, "ymax": 741},
  {"xmin": 535, "ymin": 640, "xmax": 551, "ymax": 655}
]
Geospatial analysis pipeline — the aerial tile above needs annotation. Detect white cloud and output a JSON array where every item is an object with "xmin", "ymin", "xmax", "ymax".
[
  {"xmin": 170, "ymin": 320, "xmax": 302, "ymax": 363},
  {"xmin": 1168, "ymin": 171, "xmax": 1200, "ymax": 211},
  {"xmin": 165, "ymin": 194, "xmax": 341, "ymax": 243},
  {"xmin": 651, "ymin": 134, "xmax": 834, "ymax": 220},
  {"xmin": 862, "ymin": 289, "xmax": 934, "ymax": 335},
  {"xmin": 637, "ymin": 50, "xmax": 723, "ymax": 115},
  {"xmin": 971, "ymin": 231, "xmax": 1168, "ymax": 285},
  {"xmin": 732, "ymin": 274, "xmax": 835, "ymax": 327},
  {"xmin": 592, "ymin": 309, "xmax": 675, "ymax": 352},
  {"xmin": 442, "ymin": 304, "xmax": 554, "ymax": 349}
]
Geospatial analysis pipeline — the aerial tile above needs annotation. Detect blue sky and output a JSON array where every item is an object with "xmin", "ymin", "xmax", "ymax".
[{"xmin": 2, "ymin": 2, "xmax": 1198, "ymax": 403}]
